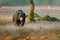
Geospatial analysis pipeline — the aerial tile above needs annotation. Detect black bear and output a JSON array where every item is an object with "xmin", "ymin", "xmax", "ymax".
[{"xmin": 13, "ymin": 10, "xmax": 26, "ymax": 27}]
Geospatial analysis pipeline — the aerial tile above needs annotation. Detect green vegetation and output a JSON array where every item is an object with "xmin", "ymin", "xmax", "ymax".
[
  {"xmin": 27, "ymin": 13, "xmax": 41, "ymax": 22},
  {"xmin": 29, "ymin": 0, "xmax": 35, "ymax": 22},
  {"xmin": 27, "ymin": 13, "xmax": 60, "ymax": 22},
  {"xmin": 0, "ymin": 0, "xmax": 60, "ymax": 6},
  {"xmin": 43, "ymin": 15, "xmax": 60, "ymax": 22}
]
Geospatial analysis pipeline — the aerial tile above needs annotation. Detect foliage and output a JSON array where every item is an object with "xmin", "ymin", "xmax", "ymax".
[
  {"xmin": 27, "ymin": 14, "xmax": 60, "ymax": 22},
  {"xmin": 27, "ymin": 13, "xmax": 42, "ymax": 22},
  {"xmin": 43, "ymin": 15, "xmax": 60, "ymax": 22},
  {"xmin": 0, "ymin": 0, "xmax": 60, "ymax": 6},
  {"xmin": 0, "ymin": 0, "xmax": 29, "ymax": 6}
]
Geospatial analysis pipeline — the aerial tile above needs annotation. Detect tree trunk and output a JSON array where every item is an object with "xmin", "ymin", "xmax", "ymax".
[{"xmin": 28, "ymin": 0, "xmax": 35, "ymax": 22}]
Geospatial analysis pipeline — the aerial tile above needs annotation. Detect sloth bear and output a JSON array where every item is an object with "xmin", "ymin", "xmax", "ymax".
[{"xmin": 13, "ymin": 10, "xmax": 26, "ymax": 27}]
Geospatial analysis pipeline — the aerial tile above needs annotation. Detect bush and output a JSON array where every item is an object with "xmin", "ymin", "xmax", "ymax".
[
  {"xmin": 43, "ymin": 15, "xmax": 60, "ymax": 22},
  {"xmin": 27, "ymin": 13, "xmax": 42, "ymax": 22},
  {"xmin": 26, "ymin": 13, "xmax": 60, "ymax": 22}
]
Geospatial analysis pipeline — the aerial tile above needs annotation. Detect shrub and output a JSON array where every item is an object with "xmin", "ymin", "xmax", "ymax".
[
  {"xmin": 26, "ymin": 13, "xmax": 60, "ymax": 22},
  {"xmin": 43, "ymin": 15, "xmax": 60, "ymax": 22}
]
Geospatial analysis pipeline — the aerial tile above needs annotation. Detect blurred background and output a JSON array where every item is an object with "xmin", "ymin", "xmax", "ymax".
[
  {"xmin": 0, "ymin": 0, "xmax": 60, "ymax": 40},
  {"xmin": 0, "ymin": 0, "xmax": 60, "ymax": 30},
  {"xmin": 0, "ymin": 0, "xmax": 60, "ymax": 29},
  {"xmin": 0, "ymin": 0, "xmax": 60, "ymax": 6}
]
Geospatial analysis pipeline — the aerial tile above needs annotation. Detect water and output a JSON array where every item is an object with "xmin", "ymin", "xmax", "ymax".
[{"xmin": 0, "ymin": 6, "xmax": 60, "ymax": 31}]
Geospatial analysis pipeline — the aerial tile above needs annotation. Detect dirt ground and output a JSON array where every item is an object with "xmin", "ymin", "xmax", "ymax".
[{"xmin": 0, "ymin": 28, "xmax": 60, "ymax": 40}]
